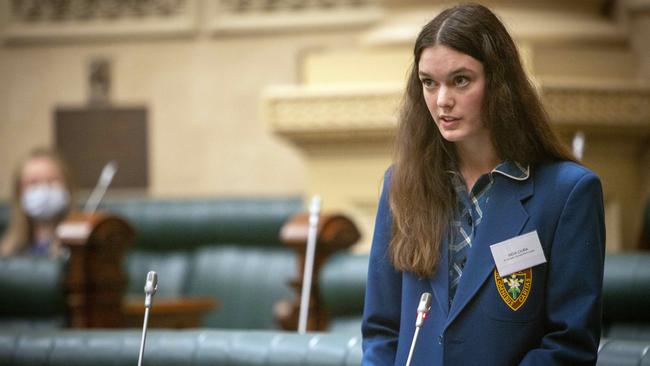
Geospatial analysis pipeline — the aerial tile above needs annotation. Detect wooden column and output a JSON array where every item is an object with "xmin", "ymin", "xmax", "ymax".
[
  {"xmin": 275, "ymin": 213, "xmax": 360, "ymax": 331},
  {"xmin": 57, "ymin": 212, "xmax": 134, "ymax": 328}
]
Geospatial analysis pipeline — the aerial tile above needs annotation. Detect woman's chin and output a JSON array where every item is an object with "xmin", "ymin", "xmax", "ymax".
[{"xmin": 439, "ymin": 131, "xmax": 464, "ymax": 143}]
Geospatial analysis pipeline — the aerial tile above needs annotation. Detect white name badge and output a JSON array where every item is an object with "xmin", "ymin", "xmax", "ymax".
[{"xmin": 490, "ymin": 231, "xmax": 547, "ymax": 277}]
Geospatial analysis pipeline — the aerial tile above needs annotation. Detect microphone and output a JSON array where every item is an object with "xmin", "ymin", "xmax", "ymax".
[
  {"xmin": 572, "ymin": 131, "xmax": 585, "ymax": 161},
  {"xmin": 84, "ymin": 160, "xmax": 118, "ymax": 214},
  {"xmin": 137, "ymin": 271, "xmax": 158, "ymax": 366},
  {"xmin": 406, "ymin": 292, "xmax": 432, "ymax": 366},
  {"xmin": 144, "ymin": 271, "xmax": 158, "ymax": 308},
  {"xmin": 297, "ymin": 195, "xmax": 322, "ymax": 334}
]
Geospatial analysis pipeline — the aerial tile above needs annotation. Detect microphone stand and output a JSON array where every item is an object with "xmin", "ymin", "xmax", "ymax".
[
  {"xmin": 84, "ymin": 161, "xmax": 117, "ymax": 214},
  {"xmin": 297, "ymin": 195, "xmax": 321, "ymax": 334},
  {"xmin": 137, "ymin": 271, "xmax": 158, "ymax": 366},
  {"xmin": 405, "ymin": 292, "xmax": 432, "ymax": 366}
]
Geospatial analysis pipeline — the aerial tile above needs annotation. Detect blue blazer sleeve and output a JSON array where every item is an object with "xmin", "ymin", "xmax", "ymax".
[
  {"xmin": 361, "ymin": 170, "xmax": 402, "ymax": 366},
  {"xmin": 519, "ymin": 171, "xmax": 606, "ymax": 365}
]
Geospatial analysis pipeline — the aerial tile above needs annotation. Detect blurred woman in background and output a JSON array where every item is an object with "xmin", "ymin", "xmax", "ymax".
[{"xmin": 1, "ymin": 148, "xmax": 74, "ymax": 257}]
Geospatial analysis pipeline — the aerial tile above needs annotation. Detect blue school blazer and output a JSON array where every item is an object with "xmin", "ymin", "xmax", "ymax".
[{"xmin": 362, "ymin": 160, "xmax": 605, "ymax": 366}]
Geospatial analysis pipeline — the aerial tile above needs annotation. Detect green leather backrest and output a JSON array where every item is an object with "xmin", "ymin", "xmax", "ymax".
[
  {"xmin": 320, "ymin": 252, "xmax": 650, "ymax": 335},
  {"xmin": 0, "ymin": 330, "xmax": 363, "ymax": 366},
  {"xmin": 125, "ymin": 251, "xmax": 193, "ymax": 298},
  {"xmin": 0, "ymin": 202, "xmax": 8, "ymax": 237},
  {"xmin": 100, "ymin": 197, "xmax": 302, "ymax": 250},
  {"xmin": 642, "ymin": 200, "xmax": 650, "ymax": 248},
  {"xmin": 320, "ymin": 253, "xmax": 367, "ymax": 332},
  {"xmin": 602, "ymin": 253, "xmax": 650, "ymax": 323},
  {"xmin": 0, "ymin": 198, "xmax": 303, "ymax": 250},
  {"xmin": 320, "ymin": 253, "xmax": 368, "ymax": 318},
  {"xmin": 319, "ymin": 253, "xmax": 367, "ymax": 333},
  {"xmin": 123, "ymin": 246, "xmax": 296, "ymax": 329},
  {"xmin": 0, "ymin": 256, "xmax": 66, "ymax": 326},
  {"xmin": 186, "ymin": 245, "xmax": 296, "ymax": 329}
]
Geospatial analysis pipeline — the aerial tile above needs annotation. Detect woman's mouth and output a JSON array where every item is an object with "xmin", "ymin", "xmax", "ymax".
[
  {"xmin": 439, "ymin": 115, "xmax": 460, "ymax": 123},
  {"xmin": 438, "ymin": 115, "xmax": 460, "ymax": 128}
]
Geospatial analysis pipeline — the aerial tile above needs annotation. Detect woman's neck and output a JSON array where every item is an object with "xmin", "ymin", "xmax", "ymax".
[
  {"xmin": 33, "ymin": 221, "xmax": 57, "ymax": 244},
  {"xmin": 456, "ymin": 141, "xmax": 500, "ymax": 192}
]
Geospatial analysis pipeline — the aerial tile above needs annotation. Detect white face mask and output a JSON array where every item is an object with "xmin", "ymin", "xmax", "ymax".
[{"xmin": 21, "ymin": 183, "xmax": 70, "ymax": 221}]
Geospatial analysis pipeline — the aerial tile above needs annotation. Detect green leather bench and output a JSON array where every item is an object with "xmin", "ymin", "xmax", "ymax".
[
  {"xmin": 1, "ymin": 329, "xmax": 650, "ymax": 365},
  {"xmin": 0, "ymin": 329, "xmax": 362, "ymax": 366},
  {"xmin": 0, "ymin": 197, "xmax": 304, "ymax": 330},
  {"xmin": 103, "ymin": 197, "xmax": 303, "ymax": 329},
  {"xmin": 318, "ymin": 251, "xmax": 650, "ymax": 340},
  {"xmin": 2, "ymin": 198, "xmax": 650, "ymax": 366}
]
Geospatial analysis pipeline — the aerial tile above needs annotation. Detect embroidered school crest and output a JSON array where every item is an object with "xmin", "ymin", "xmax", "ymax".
[{"xmin": 494, "ymin": 268, "xmax": 532, "ymax": 311}]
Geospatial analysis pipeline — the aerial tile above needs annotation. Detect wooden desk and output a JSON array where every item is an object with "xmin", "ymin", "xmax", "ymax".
[{"xmin": 122, "ymin": 297, "xmax": 218, "ymax": 328}]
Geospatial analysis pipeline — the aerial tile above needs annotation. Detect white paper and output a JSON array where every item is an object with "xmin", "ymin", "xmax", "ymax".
[{"xmin": 490, "ymin": 231, "xmax": 547, "ymax": 277}]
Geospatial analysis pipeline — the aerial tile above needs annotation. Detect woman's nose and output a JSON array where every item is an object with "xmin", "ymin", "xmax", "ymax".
[{"xmin": 437, "ymin": 86, "xmax": 454, "ymax": 109}]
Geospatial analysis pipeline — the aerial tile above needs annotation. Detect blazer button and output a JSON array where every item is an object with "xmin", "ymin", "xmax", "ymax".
[{"xmin": 438, "ymin": 335, "xmax": 443, "ymax": 344}]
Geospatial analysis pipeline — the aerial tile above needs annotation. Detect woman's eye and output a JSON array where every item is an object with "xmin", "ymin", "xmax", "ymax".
[
  {"xmin": 421, "ymin": 79, "xmax": 435, "ymax": 88},
  {"xmin": 454, "ymin": 76, "xmax": 470, "ymax": 87}
]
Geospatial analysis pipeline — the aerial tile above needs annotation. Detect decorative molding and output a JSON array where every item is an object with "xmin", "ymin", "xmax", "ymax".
[
  {"xmin": 1, "ymin": 0, "xmax": 382, "ymax": 42},
  {"xmin": 360, "ymin": 7, "xmax": 627, "ymax": 47},
  {"xmin": 204, "ymin": 0, "xmax": 382, "ymax": 34},
  {"xmin": 263, "ymin": 84, "xmax": 401, "ymax": 143},
  {"xmin": 541, "ymin": 84, "xmax": 650, "ymax": 130},
  {"xmin": 10, "ymin": 0, "xmax": 189, "ymax": 21},
  {"xmin": 264, "ymin": 83, "xmax": 650, "ymax": 145},
  {"xmin": 2, "ymin": 0, "xmax": 199, "ymax": 43}
]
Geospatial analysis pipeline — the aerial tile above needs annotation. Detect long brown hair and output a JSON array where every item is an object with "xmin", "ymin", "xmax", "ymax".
[
  {"xmin": 0, "ymin": 148, "xmax": 74, "ymax": 256},
  {"xmin": 389, "ymin": 3, "xmax": 574, "ymax": 278}
]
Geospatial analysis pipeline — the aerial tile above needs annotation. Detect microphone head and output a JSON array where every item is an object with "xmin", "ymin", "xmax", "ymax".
[
  {"xmin": 572, "ymin": 131, "xmax": 585, "ymax": 161},
  {"xmin": 144, "ymin": 271, "xmax": 158, "ymax": 296},
  {"xmin": 99, "ymin": 161, "xmax": 118, "ymax": 186},
  {"xmin": 308, "ymin": 195, "xmax": 322, "ymax": 225},
  {"xmin": 417, "ymin": 292, "xmax": 432, "ymax": 313}
]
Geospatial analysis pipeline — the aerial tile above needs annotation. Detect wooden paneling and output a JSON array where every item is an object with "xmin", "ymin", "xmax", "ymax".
[{"xmin": 55, "ymin": 107, "xmax": 148, "ymax": 189}]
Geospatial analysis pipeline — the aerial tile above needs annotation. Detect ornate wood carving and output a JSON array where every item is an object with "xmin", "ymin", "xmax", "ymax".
[
  {"xmin": 57, "ymin": 212, "xmax": 135, "ymax": 328},
  {"xmin": 275, "ymin": 212, "xmax": 360, "ymax": 331}
]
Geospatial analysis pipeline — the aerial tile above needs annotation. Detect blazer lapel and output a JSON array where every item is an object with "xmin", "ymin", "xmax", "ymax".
[
  {"xmin": 445, "ymin": 176, "xmax": 534, "ymax": 327},
  {"xmin": 429, "ymin": 234, "xmax": 449, "ymax": 318}
]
